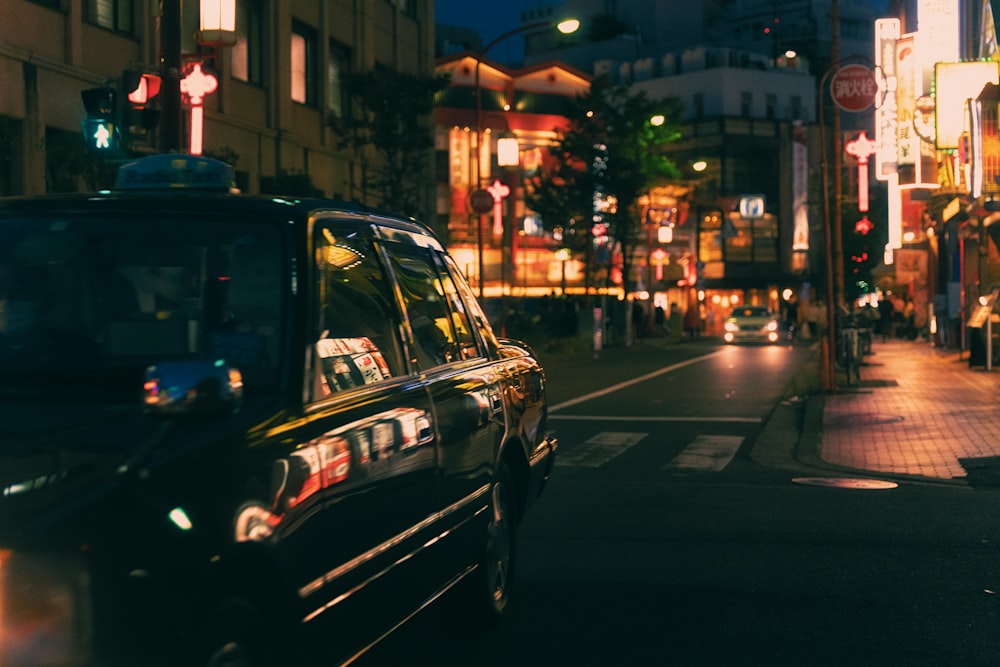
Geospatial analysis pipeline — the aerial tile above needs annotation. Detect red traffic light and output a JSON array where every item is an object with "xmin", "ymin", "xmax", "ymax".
[{"xmin": 125, "ymin": 73, "xmax": 162, "ymax": 105}]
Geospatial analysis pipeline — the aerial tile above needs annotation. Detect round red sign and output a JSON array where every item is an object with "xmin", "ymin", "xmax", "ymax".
[
  {"xmin": 830, "ymin": 64, "xmax": 877, "ymax": 113},
  {"xmin": 468, "ymin": 188, "xmax": 494, "ymax": 215}
]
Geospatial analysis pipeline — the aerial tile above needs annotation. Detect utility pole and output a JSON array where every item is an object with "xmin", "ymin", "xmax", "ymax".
[
  {"xmin": 832, "ymin": 0, "xmax": 844, "ymax": 310},
  {"xmin": 159, "ymin": 0, "xmax": 182, "ymax": 153}
]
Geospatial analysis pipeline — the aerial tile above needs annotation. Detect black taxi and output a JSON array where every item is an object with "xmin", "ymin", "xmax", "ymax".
[{"xmin": 0, "ymin": 154, "xmax": 556, "ymax": 666}]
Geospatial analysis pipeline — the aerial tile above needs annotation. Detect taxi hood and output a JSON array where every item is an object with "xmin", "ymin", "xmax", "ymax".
[{"xmin": 0, "ymin": 400, "xmax": 162, "ymax": 538}]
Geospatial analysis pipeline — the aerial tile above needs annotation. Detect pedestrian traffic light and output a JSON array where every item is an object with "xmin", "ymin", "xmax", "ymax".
[
  {"xmin": 82, "ymin": 119, "xmax": 118, "ymax": 151},
  {"xmin": 81, "ymin": 86, "xmax": 116, "ymax": 119},
  {"xmin": 119, "ymin": 70, "xmax": 162, "ymax": 137},
  {"xmin": 80, "ymin": 86, "xmax": 120, "ymax": 153}
]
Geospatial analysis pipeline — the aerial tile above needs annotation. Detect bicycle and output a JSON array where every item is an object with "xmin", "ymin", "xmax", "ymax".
[{"xmin": 840, "ymin": 325, "xmax": 861, "ymax": 386}]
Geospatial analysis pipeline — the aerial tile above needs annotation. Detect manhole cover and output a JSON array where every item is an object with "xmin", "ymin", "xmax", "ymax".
[{"xmin": 791, "ymin": 477, "xmax": 898, "ymax": 489}]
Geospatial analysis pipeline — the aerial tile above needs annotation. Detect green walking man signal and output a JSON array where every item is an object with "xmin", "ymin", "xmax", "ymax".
[
  {"xmin": 80, "ymin": 86, "xmax": 120, "ymax": 153},
  {"xmin": 83, "ymin": 119, "xmax": 116, "ymax": 150}
]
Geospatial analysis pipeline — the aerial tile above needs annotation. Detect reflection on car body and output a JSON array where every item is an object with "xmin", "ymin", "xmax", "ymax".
[
  {"xmin": 235, "ymin": 406, "xmax": 435, "ymax": 542},
  {"xmin": 0, "ymin": 154, "xmax": 556, "ymax": 667}
]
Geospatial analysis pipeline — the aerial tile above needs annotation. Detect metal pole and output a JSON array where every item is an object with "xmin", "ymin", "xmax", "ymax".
[
  {"xmin": 832, "ymin": 0, "xmax": 844, "ymax": 311},
  {"xmin": 819, "ymin": 67, "xmax": 837, "ymax": 393},
  {"xmin": 159, "ymin": 0, "xmax": 183, "ymax": 153},
  {"xmin": 474, "ymin": 56, "xmax": 484, "ymax": 299}
]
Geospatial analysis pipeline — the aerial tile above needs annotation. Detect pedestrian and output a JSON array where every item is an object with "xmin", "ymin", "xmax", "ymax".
[
  {"xmin": 877, "ymin": 297, "xmax": 895, "ymax": 341},
  {"xmin": 632, "ymin": 301, "xmax": 645, "ymax": 340},
  {"xmin": 684, "ymin": 305, "xmax": 700, "ymax": 338},
  {"xmin": 655, "ymin": 305, "xmax": 670, "ymax": 335}
]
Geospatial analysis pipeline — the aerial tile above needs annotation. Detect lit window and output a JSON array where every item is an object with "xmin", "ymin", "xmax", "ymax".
[
  {"xmin": 232, "ymin": 0, "xmax": 262, "ymax": 84},
  {"xmin": 291, "ymin": 23, "xmax": 317, "ymax": 106}
]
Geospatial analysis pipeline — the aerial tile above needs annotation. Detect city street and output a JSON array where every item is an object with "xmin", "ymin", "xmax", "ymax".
[{"xmin": 360, "ymin": 338, "xmax": 1000, "ymax": 666}]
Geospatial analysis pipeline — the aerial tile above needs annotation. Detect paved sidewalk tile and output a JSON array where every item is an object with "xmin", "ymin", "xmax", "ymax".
[{"xmin": 820, "ymin": 339, "xmax": 1000, "ymax": 481}]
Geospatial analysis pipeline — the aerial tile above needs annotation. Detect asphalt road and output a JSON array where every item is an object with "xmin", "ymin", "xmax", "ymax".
[{"xmin": 359, "ymin": 341, "xmax": 1000, "ymax": 666}]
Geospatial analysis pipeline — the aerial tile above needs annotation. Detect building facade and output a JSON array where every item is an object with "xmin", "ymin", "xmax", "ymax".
[
  {"xmin": 0, "ymin": 0, "xmax": 435, "ymax": 217},
  {"xmin": 433, "ymin": 52, "xmax": 591, "ymax": 297}
]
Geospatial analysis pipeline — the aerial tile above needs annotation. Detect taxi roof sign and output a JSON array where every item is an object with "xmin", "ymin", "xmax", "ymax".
[{"xmin": 115, "ymin": 154, "xmax": 237, "ymax": 192}]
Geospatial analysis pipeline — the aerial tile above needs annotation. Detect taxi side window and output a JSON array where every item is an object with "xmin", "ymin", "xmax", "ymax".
[
  {"xmin": 312, "ymin": 223, "xmax": 405, "ymax": 400},
  {"xmin": 442, "ymin": 254, "xmax": 498, "ymax": 353},
  {"xmin": 436, "ymin": 256, "xmax": 484, "ymax": 359},
  {"xmin": 381, "ymin": 243, "xmax": 466, "ymax": 370}
]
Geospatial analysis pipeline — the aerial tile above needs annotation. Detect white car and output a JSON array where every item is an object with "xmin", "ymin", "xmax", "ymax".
[{"xmin": 723, "ymin": 305, "xmax": 782, "ymax": 344}]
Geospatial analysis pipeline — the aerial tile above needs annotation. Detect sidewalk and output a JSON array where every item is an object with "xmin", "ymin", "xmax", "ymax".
[{"xmin": 805, "ymin": 338, "xmax": 1000, "ymax": 485}]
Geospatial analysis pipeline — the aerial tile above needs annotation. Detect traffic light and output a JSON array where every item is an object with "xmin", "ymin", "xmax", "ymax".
[
  {"xmin": 80, "ymin": 86, "xmax": 120, "ymax": 153},
  {"xmin": 119, "ymin": 70, "xmax": 162, "ymax": 140}
]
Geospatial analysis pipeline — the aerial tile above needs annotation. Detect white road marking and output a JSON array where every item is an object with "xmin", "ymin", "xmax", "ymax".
[
  {"xmin": 555, "ymin": 432, "xmax": 647, "ymax": 468},
  {"xmin": 548, "ymin": 351, "xmax": 726, "ymax": 413},
  {"xmin": 663, "ymin": 435, "xmax": 745, "ymax": 472}
]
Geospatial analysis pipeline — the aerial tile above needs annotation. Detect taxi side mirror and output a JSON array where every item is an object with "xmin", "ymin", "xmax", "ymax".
[{"xmin": 143, "ymin": 360, "xmax": 243, "ymax": 417}]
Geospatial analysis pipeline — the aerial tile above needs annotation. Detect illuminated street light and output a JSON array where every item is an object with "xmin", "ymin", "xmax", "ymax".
[
  {"xmin": 472, "ymin": 17, "xmax": 579, "ymax": 297},
  {"xmin": 199, "ymin": 0, "xmax": 237, "ymax": 46}
]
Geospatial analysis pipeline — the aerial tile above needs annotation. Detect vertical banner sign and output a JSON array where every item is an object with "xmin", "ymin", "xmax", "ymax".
[
  {"xmin": 895, "ymin": 33, "xmax": 917, "ymax": 181},
  {"xmin": 875, "ymin": 19, "xmax": 900, "ymax": 182},
  {"xmin": 969, "ymin": 99, "xmax": 984, "ymax": 198},
  {"xmin": 792, "ymin": 125, "xmax": 809, "ymax": 252},
  {"xmin": 875, "ymin": 18, "xmax": 902, "ymax": 255},
  {"xmin": 449, "ymin": 128, "xmax": 470, "ymax": 215}
]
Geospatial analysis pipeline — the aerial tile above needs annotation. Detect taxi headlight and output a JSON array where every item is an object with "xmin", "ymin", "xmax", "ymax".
[
  {"xmin": 1, "ymin": 549, "xmax": 92, "ymax": 666},
  {"xmin": 724, "ymin": 321, "xmax": 739, "ymax": 332},
  {"xmin": 766, "ymin": 320, "xmax": 778, "ymax": 331}
]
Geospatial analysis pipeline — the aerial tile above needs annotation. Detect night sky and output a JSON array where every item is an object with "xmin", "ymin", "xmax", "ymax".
[{"xmin": 435, "ymin": 0, "xmax": 525, "ymax": 61}]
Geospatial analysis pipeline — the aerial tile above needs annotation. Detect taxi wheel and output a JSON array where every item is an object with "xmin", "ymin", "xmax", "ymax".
[
  {"xmin": 198, "ymin": 597, "xmax": 276, "ymax": 667},
  {"xmin": 483, "ymin": 463, "xmax": 517, "ymax": 618},
  {"xmin": 446, "ymin": 463, "xmax": 518, "ymax": 626}
]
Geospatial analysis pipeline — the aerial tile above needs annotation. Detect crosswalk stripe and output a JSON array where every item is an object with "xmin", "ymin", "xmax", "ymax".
[
  {"xmin": 663, "ymin": 435, "xmax": 745, "ymax": 472},
  {"xmin": 555, "ymin": 431, "xmax": 647, "ymax": 468}
]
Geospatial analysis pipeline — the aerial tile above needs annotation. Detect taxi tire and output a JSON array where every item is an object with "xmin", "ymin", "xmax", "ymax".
[
  {"xmin": 483, "ymin": 463, "xmax": 517, "ymax": 619},
  {"xmin": 198, "ymin": 597, "xmax": 276, "ymax": 667},
  {"xmin": 447, "ymin": 463, "xmax": 518, "ymax": 627}
]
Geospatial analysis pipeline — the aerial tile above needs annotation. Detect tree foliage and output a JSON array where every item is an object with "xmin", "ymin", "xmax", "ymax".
[
  {"xmin": 327, "ymin": 66, "xmax": 450, "ymax": 219},
  {"xmin": 524, "ymin": 77, "xmax": 683, "ymax": 289}
]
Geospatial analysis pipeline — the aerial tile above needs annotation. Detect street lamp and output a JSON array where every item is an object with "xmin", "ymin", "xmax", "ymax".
[
  {"xmin": 199, "ymin": 0, "xmax": 238, "ymax": 46},
  {"xmin": 472, "ymin": 18, "xmax": 579, "ymax": 298}
]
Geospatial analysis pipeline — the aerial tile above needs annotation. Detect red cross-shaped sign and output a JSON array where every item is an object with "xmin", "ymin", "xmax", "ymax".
[
  {"xmin": 845, "ymin": 131, "xmax": 878, "ymax": 213},
  {"xmin": 180, "ymin": 63, "xmax": 219, "ymax": 155},
  {"xmin": 487, "ymin": 180, "xmax": 510, "ymax": 237}
]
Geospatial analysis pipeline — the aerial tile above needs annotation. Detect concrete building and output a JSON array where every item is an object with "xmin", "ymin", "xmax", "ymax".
[
  {"xmin": 0, "ymin": 0, "xmax": 435, "ymax": 218},
  {"xmin": 509, "ymin": 0, "xmax": 884, "ymax": 327}
]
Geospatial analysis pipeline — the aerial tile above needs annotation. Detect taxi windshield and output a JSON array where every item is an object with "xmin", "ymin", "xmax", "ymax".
[{"xmin": 0, "ymin": 211, "xmax": 284, "ymax": 392}]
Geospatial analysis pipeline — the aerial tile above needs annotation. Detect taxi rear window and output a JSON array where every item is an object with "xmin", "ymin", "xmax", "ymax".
[{"xmin": 0, "ymin": 211, "xmax": 284, "ymax": 391}]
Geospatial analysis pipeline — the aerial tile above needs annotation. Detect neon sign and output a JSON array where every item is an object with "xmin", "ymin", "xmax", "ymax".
[{"xmin": 180, "ymin": 63, "xmax": 218, "ymax": 155}]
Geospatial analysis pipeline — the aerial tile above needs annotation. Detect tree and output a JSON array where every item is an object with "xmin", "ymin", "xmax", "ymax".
[
  {"xmin": 524, "ymin": 76, "xmax": 683, "ymax": 296},
  {"xmin": 327, "ymin": 66, "xmax": 449, "ymax": 220}
]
